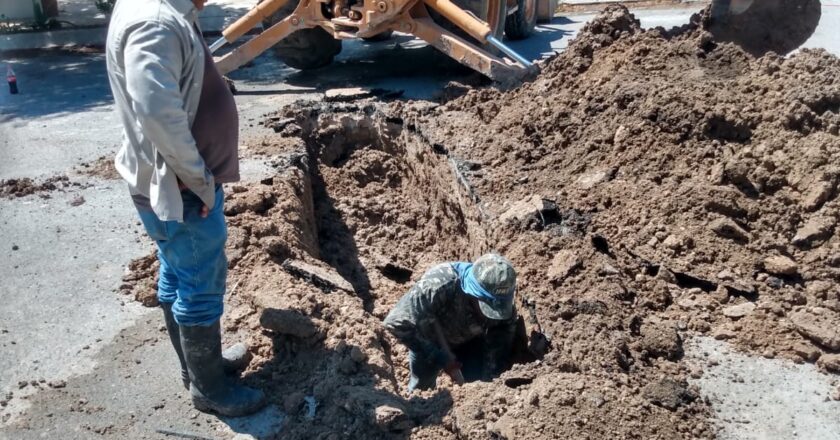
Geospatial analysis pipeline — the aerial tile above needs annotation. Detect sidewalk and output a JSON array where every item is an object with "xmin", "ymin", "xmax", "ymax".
[{"xmin": 0, "ymin": 0, "xmax": 256, "ymax": 51}]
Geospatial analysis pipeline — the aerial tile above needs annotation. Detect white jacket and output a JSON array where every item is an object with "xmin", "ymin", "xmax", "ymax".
[{"xmin": 106, "ymin": 0, "xmax": 214, "ymax": 222}]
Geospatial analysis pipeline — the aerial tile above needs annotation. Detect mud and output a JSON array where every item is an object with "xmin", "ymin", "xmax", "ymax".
[{"xmin": 118, "ymin": 5, "xmax": 840, "ymax": 439}]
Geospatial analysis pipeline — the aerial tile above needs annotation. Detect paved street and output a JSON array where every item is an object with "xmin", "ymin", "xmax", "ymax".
[{"xmin": 1, "ymin": 2, "xmax": 839, "ymax": 439}]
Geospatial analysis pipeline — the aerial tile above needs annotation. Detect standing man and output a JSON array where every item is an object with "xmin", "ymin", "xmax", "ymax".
[
  {"xmin": 384, "ymin": 253, "xmax": 519, "ymax": 392},
  {"xmin": 106, "ymin": 0, "xmax": 266, "ymax": 416}
]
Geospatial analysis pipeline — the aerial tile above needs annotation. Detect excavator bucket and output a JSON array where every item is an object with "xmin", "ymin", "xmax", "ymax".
[{"xmin": 706, "ymin": 0, "xmax": 822, "ymax": 56}]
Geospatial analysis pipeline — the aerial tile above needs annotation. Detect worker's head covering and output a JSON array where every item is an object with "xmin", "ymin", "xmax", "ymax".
[{"xmin": 452, "ymin": 253, "xmax": 516, "ymax": 320}]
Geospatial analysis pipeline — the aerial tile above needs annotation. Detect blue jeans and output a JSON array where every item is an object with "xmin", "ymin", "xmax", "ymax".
[{"xmin": 136, "ymin": 185, "xmax": 228, "ymax": 327}]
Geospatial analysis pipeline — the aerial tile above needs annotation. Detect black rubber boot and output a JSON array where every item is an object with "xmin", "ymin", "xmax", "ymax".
[
  {"xmin": 180, "ymin": 321, "xmax": 267, "ymax": 417},
  {"xmin": 161, "ymin": 303, "xmax": 191, "ymax": 389},
  {"xmin": 161, "ymin": 303, "xmax": 254, "ymax": 390}
]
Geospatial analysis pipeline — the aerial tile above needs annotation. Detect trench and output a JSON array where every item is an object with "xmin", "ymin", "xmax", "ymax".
[{"xmin": 286, "ymin": 107, "xmax": 546, "ymax": 379}]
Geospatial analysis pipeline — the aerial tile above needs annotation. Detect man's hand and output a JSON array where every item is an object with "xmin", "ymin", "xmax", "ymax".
[
  {"xmin": 178, "ymin": 179, "xmax": 210, "ymax": 218},
  {"xmin": 444, "ymin": 360, "xmax": 465, "ymax": 385}
]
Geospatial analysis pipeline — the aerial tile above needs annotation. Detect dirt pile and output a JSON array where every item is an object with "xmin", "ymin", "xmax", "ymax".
[
  {"xmin": 416, "ymin": 4, "xmax": 840, "ymax": 371},
  {"xmin": 119, "ymin": 5, "xmax": 840, "ymax": 439},
  {"xmin": 0, "ymin": 176, "xmax": 75, "ymax": 199},
  {"xmin": 409, "ymin": 6, "xmax": 840, "ymax": 436}
]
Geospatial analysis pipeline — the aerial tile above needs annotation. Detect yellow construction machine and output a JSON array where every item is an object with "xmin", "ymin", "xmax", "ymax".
[
  {"xmin": 210, "ymin": 0, "xmax": 553, "ymax": 82},
  {"xmin": 208, "ymin": 0, "xmax": 821, "ymax": 83}
]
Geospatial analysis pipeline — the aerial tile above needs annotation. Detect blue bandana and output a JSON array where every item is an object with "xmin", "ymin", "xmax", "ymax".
[{"xmin": 451, "ymin": 262, "xmax": 507, "ymax": 305}]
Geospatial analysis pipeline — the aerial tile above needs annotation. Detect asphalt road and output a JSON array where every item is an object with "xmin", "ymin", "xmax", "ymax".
[{"xmin": 1, "ymin": 3, "xmax": 839, "ymax": 439}]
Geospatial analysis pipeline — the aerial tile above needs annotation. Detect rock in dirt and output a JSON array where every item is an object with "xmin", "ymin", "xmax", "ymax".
[
  {"xmin": 793, "ymin": 343, "xmax": 821, "ymax": 363},
  {"xmin": 801, "ymin": 180, "xmax": 835, "ymax": 211},
  {"xmin": 499, "ymin": 195, "xmax": 555, "ymax": 223},
  {"xmin": 791, "ymin": 309, "xmax": 840, "ymax": 350},
  {"xmin": 722, "ymin": 302, "xmax": 756, "ymax": 319},
  {"xmin": 712, "ymin": 328, "xmax": 737, "ymax": 340},
  {"xmin": 221, "ymin": 343, "xmax": 253, "ymax": 370},
  {"xmin": 260, "ymin": 308, "xmax": 319, "ymax": 338},
  {"xmin": 69, "ymin": 195, "xmax": 86, "ymax": 207},
  {"xmin": 281, "ymin": 259, "xmax": 354, "ymax": 293},
  {"xmin": 708, "ymin": 218, "xmax": 749, "ymax": 242},
  {"xmin": 817, "ymin": 354, "xmax": 840, "ymax": 374},
  {"xmin": 374, "ymin": 405, "xmax": 413, "ymax": 432},
  {"xmin": 638, "ymin": 323, "xmax": 683, "ymax": 361},
  {"xmin": 576, "ymin": 169, "xmax": 613, "ymax": 189},
  {"xmin": 762, "ymin": 255, "xmax": 798, "ymax": 276},
  {"xmin": 547, "ymin": 250, "xmax": 582, "ymax": 282},
  {"xmin": 642, "ymin": 378, "xmax": 695, "ymax": 411},
  {"xmin": 792, "ymin": 216, "xmax": 835, "ymax": 248}
]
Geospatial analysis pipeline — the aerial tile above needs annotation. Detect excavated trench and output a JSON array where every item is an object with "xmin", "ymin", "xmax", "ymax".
[
  {"xmin": 214, "ymin": 106, "xmax": 555, "ymax": 437},
  {"xmin": 288, "ymin": 106, "xmax": 547, "ymax": 372}
]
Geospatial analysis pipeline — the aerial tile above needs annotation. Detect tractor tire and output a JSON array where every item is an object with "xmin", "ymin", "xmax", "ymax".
[
  {"xmin": 260, "ymin": 0, "xmax": 342, "ymax": 70},
  {"xmin": 536, "ymin": 0, "xmax": 557, "ymax": 23},
  {"xmin": 505, "ymin": 0, "xmax": 537, "ymax": 40}
]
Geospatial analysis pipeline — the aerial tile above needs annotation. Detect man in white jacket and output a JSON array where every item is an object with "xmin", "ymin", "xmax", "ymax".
[{"xmin": 106, "ymin": 0, "xmax": 265, "ymax": 416}]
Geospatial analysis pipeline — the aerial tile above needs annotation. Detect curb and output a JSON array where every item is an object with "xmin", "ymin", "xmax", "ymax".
[{"xmin": 0, "ymin": 15, "xmax": 245, "ymax": 52}]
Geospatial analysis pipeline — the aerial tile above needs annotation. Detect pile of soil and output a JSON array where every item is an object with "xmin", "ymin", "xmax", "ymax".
[{"xmin": 119, "ymin": 5, "xmax": 840, "ymax": 439}]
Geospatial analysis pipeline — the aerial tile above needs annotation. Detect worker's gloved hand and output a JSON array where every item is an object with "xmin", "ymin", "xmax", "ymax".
[{"xmin": 443, "ymin": 360, "xmax": 465, "ymax": 385}]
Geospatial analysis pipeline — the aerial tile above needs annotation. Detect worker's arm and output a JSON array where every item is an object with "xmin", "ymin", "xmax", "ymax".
[
  {"xmin": 383, "ymin": 281, "xmax": 452, "ymax": 370},
  {"xmin": 123, "ymin": 21, "xmax": 216, "ymax": 209},
  {"xmin": 483, "ymin": 311, "xmax": 518, "ymax": 380}
]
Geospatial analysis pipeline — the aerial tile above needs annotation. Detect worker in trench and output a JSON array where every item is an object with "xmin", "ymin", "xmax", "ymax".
[
  {"xmin": 384, "ymin": 253, "xmax": 519, "ymax": 392},
  {"xmin": 104, "ymin": 0, "xmax": 266, "ymax": 416}
]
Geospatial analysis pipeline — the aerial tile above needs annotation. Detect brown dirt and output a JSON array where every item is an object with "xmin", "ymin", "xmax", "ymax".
[
  {"xmin": 0, "ymin": 175, "xmax": 75, "ymax": 199},
  {"xmin": 76, "ymin": 155, "xmax": 121, "ymax": 181},
  {"xmin": 119, "ymin": 5, "xmax": 840, "ymax": 439}
]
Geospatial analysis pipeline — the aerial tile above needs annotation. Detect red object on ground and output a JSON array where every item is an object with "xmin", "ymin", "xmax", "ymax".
[{"xmin": 7, "ymin": 65, "xmax": 18, "ymax": 95}]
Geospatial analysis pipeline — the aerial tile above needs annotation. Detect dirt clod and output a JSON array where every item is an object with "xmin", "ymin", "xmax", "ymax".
[
  {"xmin": 643, "ymin": 378, "xmax": 696, "ymax": 411},
  {"xmin": 791, "ymin": 309, "xmax": 840, "ymax": 350}
]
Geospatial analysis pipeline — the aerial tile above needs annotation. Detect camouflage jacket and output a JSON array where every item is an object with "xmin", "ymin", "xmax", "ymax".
[{"xmin": 383, "ymin": 263, "xmax": 517, "ymax": 378}]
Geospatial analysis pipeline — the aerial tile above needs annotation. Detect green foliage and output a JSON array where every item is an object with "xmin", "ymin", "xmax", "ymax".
[{"xmin": 94, "ymin": 0, "xmax": 117, "ymax": 14}]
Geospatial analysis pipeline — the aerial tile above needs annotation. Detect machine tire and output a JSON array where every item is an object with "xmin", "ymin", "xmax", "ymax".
[
  {"xmin": 536, "ymin": 0, "xmax": 557, "ymax": 23},
  {"xmin": 505, "ymin": 0, "xmax": 537, "ymax": 40},
  {"xmin": 261, "ymin": 0, "xmax": 343, "ymax": 70}
]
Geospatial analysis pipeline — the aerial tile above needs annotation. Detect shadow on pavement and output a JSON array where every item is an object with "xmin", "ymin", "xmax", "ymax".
[{"xmin": 0, "ymin": 52, "xmax": 111, "ymax": 121}]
